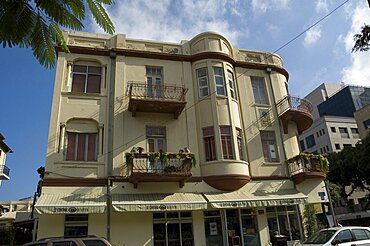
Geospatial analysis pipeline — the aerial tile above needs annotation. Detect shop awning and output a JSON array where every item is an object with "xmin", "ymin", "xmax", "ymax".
[
  {"xmin": 204, "ymin": 189, "xmax": 307, "ymax": 209},
  {"xmin": 35, "ymin": 193, "xmax": 106, "ymax": 214},
  {"xmin": 112, "ymin": 193, "xmax": 207, "ymax": 212}
]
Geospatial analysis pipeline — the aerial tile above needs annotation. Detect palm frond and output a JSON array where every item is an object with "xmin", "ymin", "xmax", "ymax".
[
  {"xmin": 30, "ymin": 15, "xmax": 56, "ymax": 68},
  {"xmin": 86, "ymin": 0, "xmax": 115, "ymax": 34},
  {"xmin": 66, "ymin": 0, "xmax": 85, "ymax": 19},
  {"xmin": 49, "ymin": 21, "xmax": 69, "ymax": 53}
]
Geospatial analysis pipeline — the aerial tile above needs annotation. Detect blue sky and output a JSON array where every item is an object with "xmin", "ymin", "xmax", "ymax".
[{"xmin": 0, "ymin": 0, "xmax": 369, "ymax": 201}]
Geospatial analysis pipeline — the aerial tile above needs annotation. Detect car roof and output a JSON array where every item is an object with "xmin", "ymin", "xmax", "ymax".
[{"xmin": 320, "ymin": 226, "xmax": 370, "ymax": 231}]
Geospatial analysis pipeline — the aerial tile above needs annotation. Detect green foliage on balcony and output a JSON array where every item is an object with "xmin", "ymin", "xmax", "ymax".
[
  {"xmin": 286, "ymin": 153, "xmax": 329, "ymax": 174},
  {"xmin": 125, "ymin": 151, "xmax": 196, "ymax": 168}
]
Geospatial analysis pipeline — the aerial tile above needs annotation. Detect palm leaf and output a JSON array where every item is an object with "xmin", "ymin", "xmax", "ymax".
[
  {"xmin": 86, "ymin": 0, "xmax": 115, "ymax": 34},
  {"xmin": 49, "ymin": 21, "xmax": 70, "ymax": 53},
  {"xmin": 66, "ymin": 0, "xmax": 85, "ymax": 19}
]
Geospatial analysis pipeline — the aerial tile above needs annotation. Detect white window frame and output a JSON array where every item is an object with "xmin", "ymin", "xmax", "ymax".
[
  {"xmin": 196, "ymin": 68, "xmax": 209, "ymax": 97},
  {"xmin": 251, "ymin": 77, "xmax": 269, "ymax": 105},
  {"xmin": 214, "ymin": 67, "xmax": 226, "ymax": 96},
  {"xmin": 227, "ymin": 70, "xmax": 237, "ymax": 100}
]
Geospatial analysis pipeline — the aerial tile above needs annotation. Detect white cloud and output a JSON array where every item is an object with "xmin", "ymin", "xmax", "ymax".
[
  {"xmin": 251, "ymin": 0, "xmax": 290, "ymax": 14},
  {"xmin": 341, "ymin": 2, "xmax": 370, "ymax": 86},
  {"xmin": 88, "ymin": 0, "xmax": 244, "ymax": 45},
  {"xmin": 303, "ymin": 25, "xmax": 322, "ymax": 46},
  {"xmin": 315, "ymin": 0, "xmax": 329, "ymax": 13}
]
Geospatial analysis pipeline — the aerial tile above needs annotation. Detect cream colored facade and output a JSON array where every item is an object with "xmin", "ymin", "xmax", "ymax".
[
  {"xmin": 0, "ymin": 133, "xmax": 12, "ymax": 186},
  {"xmin": 36, "ymin": 31, "xmax": 328, "ymax": 246},
  {"xmin": 354, "ymin": 104, "xmax": 370, "ymax": 139}
]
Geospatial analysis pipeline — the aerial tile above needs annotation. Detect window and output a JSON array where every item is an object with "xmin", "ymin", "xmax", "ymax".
[
  {"xmin": 333, "ymin": 229, "xmax": 353, "ymax": 243},
  {"xmin": 343, "ymin": 144, "xmax": 352, "ymax": 148},
  {"xmin": 322, "ymin": 128, "xmax": 325, "ymax": 135},
  {"xmin": 316, "ymin": 132, "xmax": 320, "ymax": 138},
  {"xmin": 64, "ymin": 214, "xmax": 88, "ymax": 237},
  {"xmin": 236, "ymin": 128, "xmax": 244, "ymax": 160},
  {"xmin": 364, "ymin": 119, "xmax": 370, "ymax": 129},
  {"xmin": 66, "ymin": 133, "xmax": 97, "ymax": 161},
  {"xmin": 52, "ymin": 242, "xmax": 77, "ymax": 246},
  {"xmin": 213, "ymin": 67, "xmax": 226, "ymax": 96},
  {"xmin": 203, "ymin": 127, "xmax": 216, "ymax": 161},
  {"xmin": 72, "ymin": 65, "xmax": 101, "ymax": 93},
  {"xmin": 147, "ymin": 127, "xmax": 166, "ymax": 152},
  {"xmin": 227, "ymin": 70, "xmax": 237, "ymax": 100},
  {"xmin": 267, "ymin": 206, "xmax": 302, "ymax": 241},
  {"xmin": 339, "ymin": 127, "xmax": 349, "ymax": 138},
  {"xmin": 82, "ymin": 240, "xmax": 109, "ymax": 246},
  {"xmin": 220, "ymin": 126, "xmax": 234, "ymax": 159},
  {"xmin": 197, "ymin": 68, "xmax": 209, "ymax": 97},
  {"xmin": 146, "ymin": 67, "xmax": 162, "ymax": 98},
  {"xmin": 305, "ymin": 134, "xmax": 316, "ymax": 148},
  {"xmin": 251, "ymin": 77, "xmax": 269, "ymax": 104},
  {"xmin": 351, "ymin": 128, "xmax": 359, "ymax": 138},
  {"xmin": 300, "ymin": 140, "xmax": 306, "ymax": 151},
  {"xmin": 153, "ymin": 212, "xmax": 194, "ymax": 246},
  {"xmin": 331, "ymin": 127, "xmax": 336, "ymax": 133},
  {"xmin": 326, "ymin": 145, "xmax": 330, "ymax": 152},
  {"xmin": 260, "ymin": 131, "xmax": 279, "ymax": 162},
  {"xmin": 335, "ymin": 144, "xmax": 340, "ymax": 150},
  {"xmin": 352, "ymin": 229, "xmax": 370, "ymax": 241}
]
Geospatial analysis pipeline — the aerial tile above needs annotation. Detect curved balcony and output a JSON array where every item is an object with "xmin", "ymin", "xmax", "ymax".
[
  {"xmin": 127, "ymin": 82, "xmax": 188, "ymax": 119},
  {"xmin": 277, "ymin": 96, "xmax": 313, "ymax": 135},
  {"xmin": 122, "ymin": 152, "xmax": 195, "ymax": 188},
  {"xmin": 287, "ymin": 154, "xmax": 327, "ymax": 185}
]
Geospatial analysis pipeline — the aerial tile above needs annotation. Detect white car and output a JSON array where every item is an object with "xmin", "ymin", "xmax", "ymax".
[{"xmin": 302, "ymin": 226, "xmax": 370, "ymax": 246}]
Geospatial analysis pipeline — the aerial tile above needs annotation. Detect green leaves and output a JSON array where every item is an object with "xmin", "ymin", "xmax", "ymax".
[{"xmin": 0, "ymin": 0, "xmax": 115, "ymax": 68}]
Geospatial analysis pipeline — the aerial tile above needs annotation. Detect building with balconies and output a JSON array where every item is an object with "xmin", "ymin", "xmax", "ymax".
[
  {"xmin": 0, "ymin": 133, "xmax": 12, "ymax": 187},
  {"xmin": 34, "ymin": 31, "xmax": 328, "ymax": 245}
]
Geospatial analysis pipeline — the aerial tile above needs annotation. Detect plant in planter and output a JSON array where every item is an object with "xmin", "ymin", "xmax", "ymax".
[{"xmin": 148, "ymin": 152, "xmax": 160, "ymax": 167}]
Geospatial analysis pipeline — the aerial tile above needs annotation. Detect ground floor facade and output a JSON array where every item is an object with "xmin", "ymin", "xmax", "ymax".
[{"xmin": 35, "ymin": 180, "xmax": 327, "ymax": 246}]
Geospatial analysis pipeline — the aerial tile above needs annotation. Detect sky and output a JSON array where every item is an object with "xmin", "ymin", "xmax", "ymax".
[{"xmin": 0, "ymin": 0, "xmax": 369, "ymax": 201}]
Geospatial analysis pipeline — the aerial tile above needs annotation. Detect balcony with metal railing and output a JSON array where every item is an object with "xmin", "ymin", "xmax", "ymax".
[
  {"xmin": 0, "ymin": 165, "xmax": 10, "ymax": 180},
  {"xmin": 126, "ymin": 82, "xmax": 188, "ymax": 119},
  {"xmin": 122, "ymin": 152, "xmax": 195, "ymax": 188},
  {"xmin": 286, "ymin": 154, "xmax": 327, "ymax": 184},
  {"xmin": 276, "ymin": 96, "xmax": 313, "ymax": 134}
]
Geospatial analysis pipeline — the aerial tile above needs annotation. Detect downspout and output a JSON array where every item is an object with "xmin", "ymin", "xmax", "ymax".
[
  {"xmin": 107, "ymin": 50, "xmax": 116, "ymax": 241},
  {"xmin": 266, "ymin": 68, "xmax": 288, "ymax": 163}
]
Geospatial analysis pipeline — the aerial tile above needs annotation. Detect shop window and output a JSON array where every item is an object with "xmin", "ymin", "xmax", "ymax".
[
  {"xmin": 236, "ymin": 128, "xmax": 244, "ymax": 160},
  {"xmin": 64, "ymin": 214, "xmax": 88, "ymax": 237},
  {"xmin": 220, "ymin": 126, "xmax": 234, "ymax": 159},
  {"xmin": 267, "ymin": 206, "xmax": 302, "ymax": 241},
  {"xmin": 72, "ymin": 65, "xmax": 101, "ymax": 93},
  {"xmin": 197, "ymin": 68, "xmax": 209, "ymax": 97},
  {"xmin": 305, "ymin": 134, "xmax": 316, "ymax": 148},
  {"xmin": 260, "ymin": 131, "xmax": 279, "ymax": 162},
  {"xmin": 153, "ymin": 212, "xmax": 194, "ymax": 246},
  {"xmin": 251, "ymin": 77, "xmax": 269, "ymax": 105},
  {"xmin": 203, "ymin": 127, "xmax": 217, "ymax": 161},
  {"xmin": 204, "ymin": 211, "xmax": 223, "ymax": 246},
  {"xmin": 213, "ymin": 67, "xmax": 226, "ymax": 96},
  {"xmin": 146, "ymin": 67, "xmax": 162, "ymax": 98},
  {"xmin": 227, "ymin": 70, "xmax": 237, "ymax": 100}
]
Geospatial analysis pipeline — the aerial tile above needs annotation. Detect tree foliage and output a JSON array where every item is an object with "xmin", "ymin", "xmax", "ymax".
[
  {"xmin": 327, "ymin": 133, "xmax": 370, "ymax": 205},
  {"xmin": 352, "ymin": 24, "xmax": 370, "ymax": 52},
  {"xmin": 0, "ymin": 0, "xmax": 115, "ymax": 68}
]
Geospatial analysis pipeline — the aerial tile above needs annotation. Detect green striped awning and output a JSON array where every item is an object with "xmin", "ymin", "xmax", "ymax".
[{"xmin": 35, "ymin": 193, "xmax": 106, "ymax": 214}]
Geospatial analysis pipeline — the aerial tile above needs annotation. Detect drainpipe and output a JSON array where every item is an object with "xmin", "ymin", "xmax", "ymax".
[
  {"xmin": 107, "ymin": 50, "xmax": 116, "ymax": 241},
  {"xmin": 266, "ymin": 68, "xmax": 288, "ymax": 165}
]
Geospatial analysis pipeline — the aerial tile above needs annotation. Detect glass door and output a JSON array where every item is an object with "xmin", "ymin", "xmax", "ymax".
[
  {"xmin": 226, "ymin": 210, "xmax": 242, "ymax": 246},
  {"xmin": 240, "ymin": 209, "xmax": 260, "ymax": 246}
]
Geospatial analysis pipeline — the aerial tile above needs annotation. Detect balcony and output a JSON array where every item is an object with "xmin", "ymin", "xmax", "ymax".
[
  {"xmin": 0, "ymin": 165, "xmax": 10, "ymax": 180},
  {"xmin": 127, "ymin": 82, "xmax": 188, "ymax": 119},
  {"xmin": 277, "ymin": 96, "xmax": 313, "ymax": 134},
  {"xmin": 122, "ymin": 152, "xmax": 195, "ymax": 188},
  {"xmin": 287, "ymin": 154, "xmax": 328, "ymax": 184}
]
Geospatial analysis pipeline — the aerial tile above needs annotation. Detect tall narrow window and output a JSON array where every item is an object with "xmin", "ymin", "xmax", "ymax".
[
  {"xmin": 72, "ymin": 65, "xmax": 101, "ymax": 93},
  {"xmin": 197, "ymin": 68, "xmax": 209, "ymax": 97},
  {"xmin": 236, "ymin": 128, "xmax": 244, "ymax": 160},
  {"xmin": 146, "ymin": 67, "xmax": 162, "ymax": 98},
  {"xmin": 66, "ymin": 133, "xmax": 97, "ymax": 161},
  {"xmin": 227, "ymin": 70, "xmax": 237, "ymax": 100},
  {"xmin": 220, "ymin": 126, "xmax": 234, "ymax": 159},
  {"xmin": 213, "ymin": 67, "xmax": 226, "ymax": 96},
  {"xmin": 147, "ymin": 127, "xmax": 166, "ymax": 152},
  {"xmin": 251, "ymin": 77, "xmax": 269, "ymax": 104},
  {"xmin": 203, "ymin": 127, "xmax": 216, "ymax": 161},
  {"xmin": 260, "ymin": 131, "xmax": 279, "ymax": 162}
]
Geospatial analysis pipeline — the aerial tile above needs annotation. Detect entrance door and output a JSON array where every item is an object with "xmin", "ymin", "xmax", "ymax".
[
  {"xmin": 240, "ymin": 209, "xmax": 259, "ymax": 246},
  {"xmin": 226, "ymin": 210, "xmax": 242, "ymax": 246}
]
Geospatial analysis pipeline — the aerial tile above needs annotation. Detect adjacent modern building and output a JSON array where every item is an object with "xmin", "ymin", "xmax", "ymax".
[
  {"xmin": 299, "ymin": 84, "xmax": 370, "ymax": 154},
  {"xmin": 354, "ymin": 104, "xmax": 370, "ymax": 139},
  {"xmin": 34, "ymin": 31, "xmax": 329, "ymax": 246},
  {"xmin": 0, "ymin": 133, "xmax": 13, "ymax": 187}
]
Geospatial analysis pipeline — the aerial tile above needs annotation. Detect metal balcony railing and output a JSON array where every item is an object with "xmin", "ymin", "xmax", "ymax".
[
  {"xmin": 0, "ymin": 165, "xmax": 10, "ymax": 177},
  {"xmin": 127, "ymin": 82, "xmax": 188, "ymax": 102},
  {"xmin": 276, "ymin": 96, "xmax": 313, "ymax": 116},
  {"xmin": 286, "ymin": 154, "xmax": 328, "ymax": 176},
  {"xmin": 122, "ymin": 152, "xmax": 195, "ymax": 177}
]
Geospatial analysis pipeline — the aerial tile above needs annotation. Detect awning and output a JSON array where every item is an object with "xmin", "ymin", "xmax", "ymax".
[
  {"xmin": 35, "ymin": 193, "xmax": 106, "ymax": 214},
  {"xmin": 112, "ymin": 193, "xmax": 207, "ymax": 212},
  {"xmin": 204, "ymin": 189, "xmax": 307, "ymax": 209}
]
